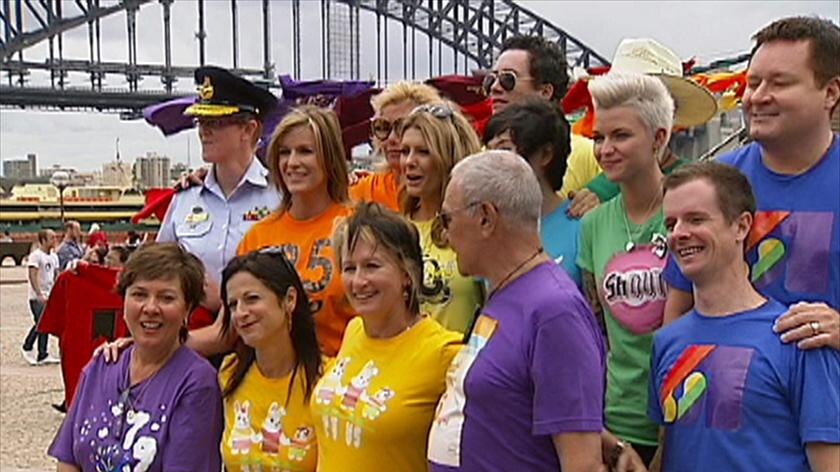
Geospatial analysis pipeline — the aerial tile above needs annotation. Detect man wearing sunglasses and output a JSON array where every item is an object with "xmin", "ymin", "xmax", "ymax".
[{"xmin": 484, "ymin": 36, "xmax": 602, "ymax": 208}]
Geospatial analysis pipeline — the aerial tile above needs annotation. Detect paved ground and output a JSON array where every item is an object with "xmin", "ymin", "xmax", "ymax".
[{"xmin": 1, "ymin": 265, "xmax": 63, "ymax": 471}]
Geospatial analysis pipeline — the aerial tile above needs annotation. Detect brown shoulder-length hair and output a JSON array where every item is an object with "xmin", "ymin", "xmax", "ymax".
[
  {"xmin": 116, "ymin": 242, "xmax": 205, "ymax": 343},
  {"xmin": 265, "ymin": 105, "xmax": 350, "ymax": 216},
  {"xmin": 397, "ymin": 102, "xmax": 481, "ymax": 248}
]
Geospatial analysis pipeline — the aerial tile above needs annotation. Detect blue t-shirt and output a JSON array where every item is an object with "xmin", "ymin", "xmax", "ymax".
[
  {"xmin": 664, "ymin": 136, "xmax": 840, "ymax": 309},
  {"xmin": 648, "ymin": 299, "xmax": 840, "ymax": 472},
  {"xmin": 541, "ymin": 200, "xmax": 582, "ymax": 287}
]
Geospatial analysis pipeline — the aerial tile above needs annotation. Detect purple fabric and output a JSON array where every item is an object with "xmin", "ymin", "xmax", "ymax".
[
  {"xmin": 431, "ymin": 262, "xmax": 606, "ymax": 471},
  {"xmin": 142, "ymin": 96, "xmax": 197, "ymax": 136},
  {"xmin": 49, "ymin": 345, "xmax": 222, "ymax": 471},
  {"xmin": 277, "ymin": 74, "xmax": 374, "ymax": 100}
]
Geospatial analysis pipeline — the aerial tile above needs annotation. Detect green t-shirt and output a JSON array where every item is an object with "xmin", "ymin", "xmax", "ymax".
[
  {"xmin": 413, "ymin": 219, "xmax": 483, "ymax": 335},
  {"xmin": 586, "ymin": 158, "xmax": 689, "ymax": 202},
  {"xmin": 576, "ymin": 196, "xmax": 668, "ymax": 445}
]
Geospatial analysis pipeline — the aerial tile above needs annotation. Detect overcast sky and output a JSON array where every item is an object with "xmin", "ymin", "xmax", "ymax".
[{"xmin": 1, "ymin": 0, "xmax": 837, "ymax": 173}]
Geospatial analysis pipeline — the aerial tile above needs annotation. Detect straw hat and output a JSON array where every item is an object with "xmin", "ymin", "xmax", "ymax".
[{"xmin": 608, "ymin": 38, "xmax": 718, "ymax": 127}]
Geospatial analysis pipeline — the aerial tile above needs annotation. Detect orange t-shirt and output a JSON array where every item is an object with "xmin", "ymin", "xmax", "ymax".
[
  {"xmin": 237, "ymin": 203, "xmax": 356, "ymax": 356},
  {"xmin": 349, "ymin": 170, "xmax": 399, "ymax": 211}
]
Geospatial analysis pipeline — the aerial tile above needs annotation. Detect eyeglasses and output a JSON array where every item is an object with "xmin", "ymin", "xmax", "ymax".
[
  {"xmin": 481, "ymin": 70, "xmax": 536, "ymax": 95},
  {"xmin": 193, "ymin": 115, "xmax": 250, "ymax": 129},
  {"xmin": 370, "ymin": 103, "xmax": 455, "ymax": 141},
  {"xmin": 436, "ymin": 201, "xmax": 481, "ymax": 231},
  {"xmin": 370, "ymin": 117, "xmax": 406, "ymax": 141}
]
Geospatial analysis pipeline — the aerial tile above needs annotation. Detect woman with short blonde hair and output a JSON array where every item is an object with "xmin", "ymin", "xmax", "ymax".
[{"xmin": 577, "ymin": 72, "xmax": 675, "ymax": 465}]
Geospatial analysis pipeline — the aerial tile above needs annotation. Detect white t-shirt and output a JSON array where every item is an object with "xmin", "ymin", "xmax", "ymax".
[{"xmin": 27, "ymin": 248, "xmax": 59, "ymax": 301}]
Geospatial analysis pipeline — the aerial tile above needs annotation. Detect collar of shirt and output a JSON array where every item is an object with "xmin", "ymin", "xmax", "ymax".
[{"xmin": 203, "ymin": 156, "xmax": 271, "ymax": 200}]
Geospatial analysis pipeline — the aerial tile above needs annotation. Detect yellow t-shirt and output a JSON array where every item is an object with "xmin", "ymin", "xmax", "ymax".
[
  {"xmin": 218, "ymin": 355, "xmax": 318, "ymax": 472},
  {"xmin": 413, "ymin": 219, "xmax": 483, "ymax": 334},
  {"xmin": 237, "ymin": 203, "xmax": 355, "ymax": 357},
  {"xmin": 310, "ymin": 316, "xmax": 462, "ymax": 471},
  {"xmin": 349, "ymin": 170, "xmax": 400, "ymax": 211},
  {"xmin": 558, "ymin": 133, "xmax": 601, "ymax": 198}
]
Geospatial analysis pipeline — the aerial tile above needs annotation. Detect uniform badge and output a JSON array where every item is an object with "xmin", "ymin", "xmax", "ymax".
[
  {"xmin": 243, "ymin": 206, "xmax": 270, "ymax": 221},
  {"xmin": 198, "ymin": 76, "xmax": 214, "ymax": 100},
  {"xmin": 185, "ymin": 205, "xmax": 209, "ymax": 226}
]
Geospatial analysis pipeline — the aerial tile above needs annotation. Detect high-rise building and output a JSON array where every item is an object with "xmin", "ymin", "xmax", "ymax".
[
  {"xmin": 102, "ymin": 160, "xmax": 134, "ymax": 187},
  {"xmin": 2, "ymin": 153, "xmax": 37, "ymax": 179},
  {"xmin": 168, "ymin": 162, "xmax": 190, "ymax": 185},
  {"xmin": 133, "ymin": 152, "xmax": 171, "ymax": 189}
]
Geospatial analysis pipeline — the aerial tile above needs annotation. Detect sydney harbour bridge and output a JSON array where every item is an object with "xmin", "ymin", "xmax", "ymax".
[{"xmin": 0, "ymin": 0, "xmax": 609, "ymax": 118}]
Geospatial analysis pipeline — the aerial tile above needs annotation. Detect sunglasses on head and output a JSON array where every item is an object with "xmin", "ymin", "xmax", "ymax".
[{"xmin": 481, "ymin": 70, "xmax": 536, "ymax": 95}]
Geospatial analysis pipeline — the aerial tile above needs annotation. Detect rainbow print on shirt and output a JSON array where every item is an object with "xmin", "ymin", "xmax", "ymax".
[
  {"xmin": 427, "ymin": 314, "xmax": 498, "ymax": 467},
  {"xmin": 748, "ymin": 211, "xmax": 833, "ymax": 296},
  {"xmin": 660, "ymin": 344, "xmax": 754, "ymax": 431}
]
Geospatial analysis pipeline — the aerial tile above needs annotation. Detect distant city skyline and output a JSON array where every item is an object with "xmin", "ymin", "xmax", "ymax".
[{"xmin": 1, "ymin": 0, "xmax": 838, "ymax": 172}]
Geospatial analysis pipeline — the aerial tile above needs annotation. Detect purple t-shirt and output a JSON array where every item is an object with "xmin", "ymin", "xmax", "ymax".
[
  {"xmin": 428, "ymin": 261, "xmax": 606, "ymax": 471},
  {"xmin": 49, "ymin": 345, "xmax": 223, "ymax": 471}
]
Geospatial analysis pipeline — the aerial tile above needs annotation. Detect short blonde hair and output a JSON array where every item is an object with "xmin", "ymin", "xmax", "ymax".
[
  {"xmin": 266, "ymin": 105, "xmax": 349, "ymax": 215},
  {"xmin": 589, "ymin": 73, "xmax": 675, "ymax": 159},
  {"xmin": 371, "ymin": 81, "xmax": 441, "ymax": 114},
  {"xmin": 397, "ymin": 102, "xmax": 482, "ymax": 247}
]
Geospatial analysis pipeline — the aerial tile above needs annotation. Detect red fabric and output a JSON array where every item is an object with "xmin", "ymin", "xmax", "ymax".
[
  {"xmin": 38, "ymin": 265, "xmax": 128, "ymax": 407},
  {"xmin": 426, "ymin": 75, "xmax": 486, "ymax": 105},
  {"xmin": 132, "ymin": 187, "xmax": 176, "ymax": 224},
  {"xmin": 188, "ymin": 305, "xmax": 216, "ymax": 331},
  {"xmin": 460, "ymin": 98, "xmax": 493, "ymax": 137},
  {"xmin": 334, "ymin": 89, "xmax": 379, "ymax": 159},
  {"xmin": 86, "ymin": 231, "xmax": 108, "ymax": 248}
]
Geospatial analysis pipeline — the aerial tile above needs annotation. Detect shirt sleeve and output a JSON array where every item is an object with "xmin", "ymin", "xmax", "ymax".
[
  {"xmin": 156, "ymin": 195, "xmax": 179, "ymax": 243},
  {"xmin": 27, "ymin": 251, "xmax": 41, "ymax": 269},
  {"xmin": 647, "ymin": 337, "xmax": 665, "ymax": 424},
  {"xmin": 47, "ymin": 359, "xmax": 92, "ymax": 464},
  {"xmin": 585, "ymin": 173, "xmax": 621, "ymax": 203},
  {"xmin": 576, "ymin": 212, "xmax": 594, "ymax": 273},
  {"xmin": 663, "ymin": 254, "xmax": 693, "ymax": 292},
  {"xmin": 559, "ymin": 135, "xmax": 599, "ymax": 197},
  {"xmin": 530, "ymin": 303, "xmax": 605, "ymax": 435},
  {"xmin": 161, "ymin": 377, "xmax": 224, "ymax": 470},
  {"xmin": 789, "ymin": 346, "xmax": 840, "ymax": 444}
]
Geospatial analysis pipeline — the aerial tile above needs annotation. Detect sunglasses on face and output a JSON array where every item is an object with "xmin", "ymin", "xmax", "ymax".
[
  {"xmin": 436, "ymin": 201, "xmax": 481, "ymax": 231},
  {"xmin": 481, "ymin": 70, "xmax": 536, "ymax": 95},
  {"xmin": 370, "ymin": 117, "xmax": 406, "ymax": 141}
]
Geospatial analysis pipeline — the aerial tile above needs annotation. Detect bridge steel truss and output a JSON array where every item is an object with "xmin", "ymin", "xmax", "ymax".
[{"xmin": 0, "ymin": 0, "xmax": 609, "ymax": 115}]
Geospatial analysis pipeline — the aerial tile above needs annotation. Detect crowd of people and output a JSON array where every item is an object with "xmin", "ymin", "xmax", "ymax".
[{"xmin": 16, "ymin": 14, "xmax": 839, "ymax": 472}]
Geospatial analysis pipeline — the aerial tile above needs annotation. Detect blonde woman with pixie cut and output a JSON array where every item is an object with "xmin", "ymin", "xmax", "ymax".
[
  {"xmin": 351, "ymin": 81, "xmax": 443, "ymax": 210},
  {"xmin": 238, "ymin": 105, "xmax": 355, "ymax": 356},
  {"xmin": 576, "ymin": 73, "xmax": 675, "ymax": 465},
  {"xmin": 398, "ymin": 102, "xmax": 484, "ymax": 334}
]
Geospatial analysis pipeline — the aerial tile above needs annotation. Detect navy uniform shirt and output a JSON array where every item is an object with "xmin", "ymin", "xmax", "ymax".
[{"xmin": 157, "ymin": 157, "xmax": 281, "ymax": 284}]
